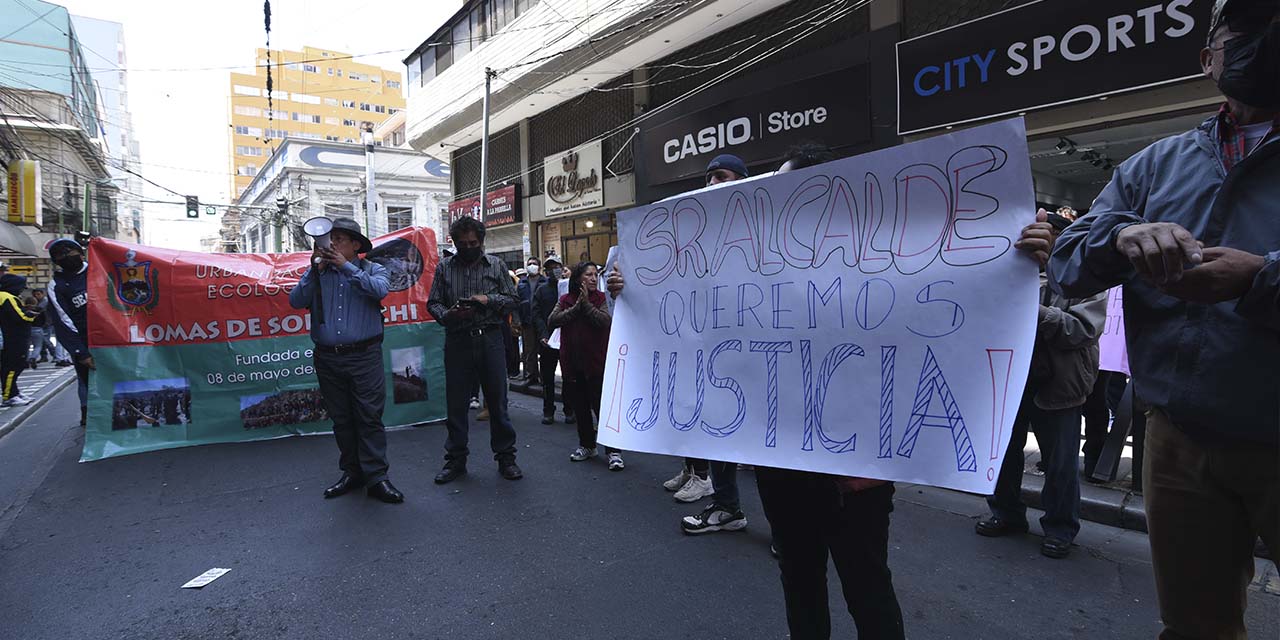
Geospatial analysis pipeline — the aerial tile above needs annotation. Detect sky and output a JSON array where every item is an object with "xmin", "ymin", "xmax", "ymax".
[{"xmin": 55, "ymin": 0, "xmax": 464, "ymax": 251}]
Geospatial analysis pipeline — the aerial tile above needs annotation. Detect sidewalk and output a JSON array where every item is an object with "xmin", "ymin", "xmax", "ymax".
[
  {"xmin": 0, "ymin": 363, "xmax": 76, "ymax": 440},
  {"xmin": 508, "ymin": 375, "xmax": 1149, "ymax": 532}
]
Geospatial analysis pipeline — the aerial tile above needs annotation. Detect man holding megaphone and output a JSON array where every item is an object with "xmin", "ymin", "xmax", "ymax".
[{"xmin": 289, "ymin": 217, "xmax": 403, "ymax": 504}]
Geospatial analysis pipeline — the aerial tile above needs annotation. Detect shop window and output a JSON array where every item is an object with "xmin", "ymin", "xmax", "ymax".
[{"xmin": 387, "ymin": 206, "xmax": 413, "ymax": 231}]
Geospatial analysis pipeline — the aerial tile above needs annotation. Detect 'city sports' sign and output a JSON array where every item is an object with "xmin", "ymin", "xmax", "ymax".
[
  {"xmin": 600, "ymin": 118, "xmax": 1039, "ymax": 493},
  {"xmin": 82, "ymin": 227, "xmax": 445, "ymax": 461}
]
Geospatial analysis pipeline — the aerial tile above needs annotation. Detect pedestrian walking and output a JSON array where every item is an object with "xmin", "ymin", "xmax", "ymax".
[
  {"xmin": 532, "ymin": 256, "xmax": 570, "ymax": 424},
  {"xmin": 47, "ymin": 238, "xmax": 91, "ymax": 427},
  {"xmin": 979, "ymin": 212, "xmax": 1106, "ymax": 559},
  {"xmin": 548, "ymin": 261, "xmax": 624, "ymax": 471},
  {"xmin": 26, "ymin": 289, "xmax": 54, "ymax": 368},
  {"xmin": 427, "ymin": 215, "xmax": 522, "ymax": 484},
  {"xmin": 1048, "ymin": 1, "xmax": 1280, "ymax": 631},
  {"xmin": 288, "ymin": 218, "xmax": 403, "ymax": 504},
  {"xmin": 0, "ymin": 274, "xmax": 38, "ymax": 407}
]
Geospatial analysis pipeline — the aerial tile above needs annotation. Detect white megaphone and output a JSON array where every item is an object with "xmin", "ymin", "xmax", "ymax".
[{"xmin": 302, "ymin": 216, "xmax": 333, "ymax": 264}]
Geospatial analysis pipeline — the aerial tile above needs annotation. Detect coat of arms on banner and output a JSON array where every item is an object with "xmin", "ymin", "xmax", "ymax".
[{"xmin": 107, "ymin": 249, "xmax": 160, "ymax": 313}]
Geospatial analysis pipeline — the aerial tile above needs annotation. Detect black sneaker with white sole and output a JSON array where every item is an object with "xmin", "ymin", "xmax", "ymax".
[{"xmin": 681, "ymin": 504, "xmax": 747, "ymax": 535}]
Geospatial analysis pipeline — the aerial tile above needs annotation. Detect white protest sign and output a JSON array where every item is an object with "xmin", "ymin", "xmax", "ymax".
[{"xmin": 599, "ymin": 118, "xmax": 1038, "ymax": 493}]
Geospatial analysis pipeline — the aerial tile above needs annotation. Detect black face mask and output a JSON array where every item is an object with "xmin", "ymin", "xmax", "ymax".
[
  {"xmin": 457, "ymin": 246, "xmax": 483, "ymax": 263},
  {"xmin": 55, "ymin": 255, "xmax": 84, "ymax": 273},
  {"xmin": 1218, "ymin": 23, "xmax": 1280, "ymax": 108}
]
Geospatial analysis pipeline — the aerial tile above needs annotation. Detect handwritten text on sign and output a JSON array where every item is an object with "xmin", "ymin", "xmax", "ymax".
[{"xmin": 599, "ymin": 119, "xmax": 1038, "ymax": 493}]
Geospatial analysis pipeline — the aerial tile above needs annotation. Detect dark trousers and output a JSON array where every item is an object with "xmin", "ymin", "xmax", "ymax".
[
  {"xmin": 563, "ymin": 367, "xmax": 617, "ymax": 453},
  {"xmin": 988, "ymin": 388, "xmax": 1082, "ymax": 542},
  {"xmin": 314, "ymin": 344, "xmax": 389, "ymax": 485},
  {"xmin": 711, "ymin": 461, "xmax": 739, "ymax": 510},
  {"xmin": 1081, "ymin": 371, "xmax": 1111, "ymax": 473},
  {"xmin": 444, "ymin": 329, "xmax": 518, "ymax": 463},
  {"xmin": 502, "ymin": 321, "xmax": 520, "ymax": 376},
  {"xmin": 520, "ymin": 324, "xmax": 539, "ymax": 382},
  {"xmin": 74, "ymin": 359, "xmax": 90, "ymax": 425},
  {"xmin": 757, "ymin": 469, "xmax": 905, "ymax": 640},
  {"xmin": 539, "ymin": 343, "xmax": 564, "ymax": 417},
  {"xmin": 1, "ymin": 347, "xmax": 25, "ymax": 400}
]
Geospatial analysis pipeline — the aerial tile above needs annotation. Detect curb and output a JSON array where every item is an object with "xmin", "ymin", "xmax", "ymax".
[
  {"xmin": 511, "ymin": 377, "xmax": 1149, "ymax": 534},
  {"xmin": 0, "ymin": 373, "xmax": 76, "ymax": 442}
]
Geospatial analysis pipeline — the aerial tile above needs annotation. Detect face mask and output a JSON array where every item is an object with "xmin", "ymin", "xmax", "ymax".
[
  {"xmin": 56, "ymin": 255, "xmax": 83, "ymax": 273},
  {"xmin": 1218, "ymin": 23, "xmax": 1280, "ymax": 108},
  {"xmin": 457, "ymin": 246, "xmax": 483, "ymax": 263},
  {"xmin": 526, "ymin": 264, "xmax": 540, "ymax": 275}
]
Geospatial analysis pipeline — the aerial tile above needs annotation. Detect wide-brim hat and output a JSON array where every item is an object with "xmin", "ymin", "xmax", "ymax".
[{"xmin": 329, "ymin": 218, "xmax": 373, "ymax": 254}]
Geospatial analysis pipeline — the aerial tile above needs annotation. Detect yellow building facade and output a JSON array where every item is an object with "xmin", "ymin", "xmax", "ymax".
[{"xmin": 227, "ymin": 46, "xmax": 406, "ymax": 198}]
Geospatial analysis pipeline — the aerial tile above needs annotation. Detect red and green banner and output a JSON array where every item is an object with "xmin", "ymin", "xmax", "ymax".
[{"xmin": 82, "ymin": 226, "xmax": 445, "ymax": 461}]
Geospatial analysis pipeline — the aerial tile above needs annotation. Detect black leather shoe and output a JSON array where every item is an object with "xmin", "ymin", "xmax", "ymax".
[
  {"xmin": 1041, "ymin": 537, "xmax": 1072, "ymax": 559},
  {"xmin": 541, "ymin": 414, "xmax": 554, "ymax": 425},
  {"xmin": 499, "ymin": 460, "xmax": 523, "ymax": 480},
  {"xmin": 974, "ymin": 516, "xmax": 1029, "ymax": 537},
  {"xmin": 324, "ymin": 473, "xmax": 362, "ymax": 499},
  {"xmin": 564, "ymin": 414, "xmax": 576, "ymax": 425},
  {"xmin": 367, "ymin": 480, "xmax": 404, "ymax": 504},
  {"xmin": 434, "ymin": 463, "xmax": 466, "ymax": 485}
]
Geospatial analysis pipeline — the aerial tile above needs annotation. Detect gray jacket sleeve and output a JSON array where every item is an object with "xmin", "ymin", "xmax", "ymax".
[
  {"xmin": 1236, "ymin": 250, "xmax": 1280, "ymax": 331},
  {"xmin": 1038, "ymin": 291, "xmax": 1107, "ymax": 350},
  {"xmin": 1048, "ymin": 162, "xmax": 1146, "ymax": 298}
]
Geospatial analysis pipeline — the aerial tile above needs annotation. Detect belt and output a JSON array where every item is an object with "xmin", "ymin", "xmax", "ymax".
[
  {"xmin": 314, "ymin": 335, "xmax": 382, "ymax": 355},
  {"xmin": 450, "ymin": 324, "xmax": 502, "ymax": 339}
]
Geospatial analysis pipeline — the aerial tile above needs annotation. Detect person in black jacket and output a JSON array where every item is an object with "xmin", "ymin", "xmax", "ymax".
[
  {"xmin": 0, "ymin": 274, "xmax": 38, "ymax": 407},
  {"xmin": 47, "ymin": 238, "xmax": 91, "ymax": 426},
  {"xmin": 531, "ymin": 256, "xmax": 566, "ymax": 424}
]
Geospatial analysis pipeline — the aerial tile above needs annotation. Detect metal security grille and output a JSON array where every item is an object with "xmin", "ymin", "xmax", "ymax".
[
  {"xmin": 526, "ymin": 73, "xmax": 635, "ymax": 196},
  {"xmin": 647, "ymin": 0, "xmax": 870, "ymax": 110},
  {"xmin": 903, "ymin": 0, "xmax": 1034, "ymax": 39},
  {"xmin": 451, "ymin": 124, "xmax": 520, "ymax": 198}
]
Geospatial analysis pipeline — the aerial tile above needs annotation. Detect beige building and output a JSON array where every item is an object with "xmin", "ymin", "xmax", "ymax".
[{"xmin": 227, "ymin": 46, "xmax": 406, "ymax": 200}]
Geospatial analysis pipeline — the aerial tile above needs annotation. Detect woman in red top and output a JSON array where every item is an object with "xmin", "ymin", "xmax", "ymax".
[{"xmin": 548, "ymin": 262, "xmax": 624, "ymax": 471}]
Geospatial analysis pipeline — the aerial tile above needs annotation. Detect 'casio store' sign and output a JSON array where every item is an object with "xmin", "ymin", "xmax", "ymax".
[
  {"xmin": 896, "ymin": 0, "xmax": 1211, "ymax": 134},
  {"xmin": 642, "ymin": 65, "xmax": 870, "ymax": 185}
]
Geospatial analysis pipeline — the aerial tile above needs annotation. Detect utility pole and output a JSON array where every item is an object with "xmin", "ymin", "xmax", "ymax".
[
  {"xmin": 362, "ymin": 122, "xmax": 377, "ymax": 236},
  {"xmin": 479, "ymin": 67, "xmax": 494, "ymax": 223},
  {"xmin": 275, "ymin": 196, "xmax": 287, "ymax": 252}
]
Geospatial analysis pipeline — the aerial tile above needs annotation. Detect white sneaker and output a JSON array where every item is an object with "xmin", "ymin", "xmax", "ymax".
[
  {"xmin": 569, "ymin": 446, "xmax": 597, "ymax": 462},
  {"xmin": 468, "ymin": 397, "xmax": 481, "ymax": 410},
  {"xmin": 3, "ymin": 396, "xmax": 31, "ymax": 407},
  {"xmin": 15, "ymin": 393, "xmax": 31, "ymax": 403},
  {"xmin": 673, "ymin": 475, "xmax": 713, "ymax": 503},
  {"xmin": 608, "ymin": 452, "xmax": 625, "ymax": 471},
  {"xmin": 663, "ymin": 467, "xmax": 692, "ymax": 491}
]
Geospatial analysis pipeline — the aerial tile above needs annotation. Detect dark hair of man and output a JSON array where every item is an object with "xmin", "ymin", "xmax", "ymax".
[
  {"xmin": 567, "ymin": 261, "xmax": 594, "ymax": 297},
  {"xmin": 782, "ymin": 142, "xmax": 836, "ymax": 171},
  {"xmin": 449, "ymin": 215, "xmax": 486, "ymax": 244}
]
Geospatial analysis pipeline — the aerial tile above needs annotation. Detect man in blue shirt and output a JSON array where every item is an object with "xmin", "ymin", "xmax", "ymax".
[{"xmin": 289, "ymin": 218, "xmax": 402, "ymax": 504}]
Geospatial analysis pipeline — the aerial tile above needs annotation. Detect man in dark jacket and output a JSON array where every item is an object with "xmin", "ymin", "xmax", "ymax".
[
  {"xmin": 1048, "ymin": 1, "xmax": 1278, "ymax": 633},
  {"xmin": 516, "ymin": 256, "xmax": 544, "ymax": 385},
  {"xmin": 531, "ymin": 256, "xmax": 564, "ymax": 424},
  {"xmin": 977, "ymin": 213, "xmax": 1106, "ymax": 559},
  {"xmin": 0, "ymin": 274, "xmax": 37, "ymax": 407},
  {"xmin": 47, "ymin": 238, "xmax": 91, "ymax": 426}
]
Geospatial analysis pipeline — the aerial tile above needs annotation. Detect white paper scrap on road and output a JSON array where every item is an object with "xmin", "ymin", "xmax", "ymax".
[
  {"xmin": 181, "ymin": 567, "xmax": 231, "ymax": 589},
  {"xmin": 599, "ymin": 118, "xmax": 1038, "ymax": 494}
]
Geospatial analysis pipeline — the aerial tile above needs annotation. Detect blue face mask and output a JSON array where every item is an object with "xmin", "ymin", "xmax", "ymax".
[{"xmin": 1219, "ymin": 22, "xmax": 1280, "ymax": 108}]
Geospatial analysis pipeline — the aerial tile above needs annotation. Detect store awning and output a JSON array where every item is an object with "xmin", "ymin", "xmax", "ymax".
[{"xmin": 0, "ymin": 221, "xmax": 39, "ymax": 258}]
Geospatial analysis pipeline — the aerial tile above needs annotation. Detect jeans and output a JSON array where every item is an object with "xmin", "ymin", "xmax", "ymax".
[
  {"xmin": 314, "ymin": 343, "xmax": 389, "ymax": 485},
  {"xmin": 520, "ymin": 324, "xmax": 539, "ymax": 381},
  {"xmin": 757, "ymin": 469, "xmax": 905, "ymax": 640},
  {"xmin": 444, "ymin": 329, "xmax": 518, "ymax": 464},
  {"xmin": 539, "ymin": 343, "xmax": 560, "ymax": 417},
  {"xmin": 1144, "ymin": 409, "xmax": 1279, "ymax": 639},
  {"xmin": 563, "ymin": 367, "xmax": 617, "ymax": 453},
  {"xmin": 1081, "ymin": 371, "xmax": 1111, "ymax": 473},
  {"xmin": 987, "ymin": 388, "xmax": 1082, "ymax": 542},
  {"xmin": 711, "ymin": 461, "xmax": 739, "ymax": 511},
  {"xmin": 28, "ymin": 327, "xmax": 52, "ymax": 362}
]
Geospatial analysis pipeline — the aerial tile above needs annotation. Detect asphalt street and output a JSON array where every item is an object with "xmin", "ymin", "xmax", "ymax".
[{"xmin": 0, "ymin": 385, "xmax": 1276, "ymax": 639}]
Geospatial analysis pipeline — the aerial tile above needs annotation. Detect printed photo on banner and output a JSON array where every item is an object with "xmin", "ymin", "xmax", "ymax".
[
  {"xmin": 111, "ymin": 378, "xmax": 192, "ymax": 431},
  {"xmin": 600, "ymin": 118, "xmax": 1039, "ymax": 494},
  {"xmin": 391, "ymin": 346, "xmax": 428, "ymax": 404},
  {"xmin": 240, "ymin": 389, "xmax": 328, "ymax": 430}
]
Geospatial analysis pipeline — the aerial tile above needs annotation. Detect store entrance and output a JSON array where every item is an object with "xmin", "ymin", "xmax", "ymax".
[
  {"xmin": 1029, "ymin": 109, "xmax": 1215, "ymax": 216},
  {"xmin": 548, "ymin": 212, "xmax": 617, "ymax": 266}
]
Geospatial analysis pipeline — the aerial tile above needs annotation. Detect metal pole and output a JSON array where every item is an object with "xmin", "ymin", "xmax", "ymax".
[
  {"xmin": 479, "ymin": 67, "xmax": 493, "ymax": 223},
  {"xmin": 362, "ymin": 123, "xmax": 377, "ymax": 236}
]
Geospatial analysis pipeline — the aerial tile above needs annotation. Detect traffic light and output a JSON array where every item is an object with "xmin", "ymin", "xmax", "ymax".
[
  {"xmin": 276, "ymin": 196, "xmax": 288, "ymax": 218},
  {"xmin": 205, "ymin": 206, "xmax": 216, "ymax": 216},
  {"xmin": 186, "ymin": 196, "xmax": 199, "ymax": 219}
]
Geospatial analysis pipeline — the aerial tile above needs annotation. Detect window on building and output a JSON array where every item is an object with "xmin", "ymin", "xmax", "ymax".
[
  {"xmin": 324, "ymin": 116, "xmax": 340, "ymax": 125},
  {"xmin": 323, "ymin": 97, "xmax": 339, "ymax": 106},
  {"xmin": 285, "ymin": 62, "xmax": 300, "ymax": 70},
  {"xmin": 342, "ymin": 99, "xmax": 356, "ymax": 108},
  {"xmin": 336, "ymin": 69, "xmax": 343, "ymax": 77},
  {"xmin": 374, "ymin": 105, "xmax": 386, "ymax": 114},
  {"xmin": 322, "ymin": 52, "xmax": 330, "ymax": 57},
  {"xmin": 323, "ymin": 203, "xmax": 352, "ymax": 218},
  {"xmin": 235, "ymin": 145, "xmax": 264, "ymax": 156},
  {"xmin": 471, "ymin": 4, "xmax": 487, "ymax": 44},
  {"xmin": 515, "ymin": 0, "xmax": 538, "ymax": 15},
  {"xmin": 233, "ymin": 105, "xmax": 262, "ymax": 117},
  {"xmin": 303, "ymin": 64, "xmax": 318, "ymax": 73},
  {"xmin": 342, "ymin": 118, "xmax": 356, "ymax": 126},
  {"xmin": 270, "ymin": 89, "xmax": 289, "ymax": 100},
  {"xmin": 359, "ymin": 103, "xmax": 371, "ymax": 112},
  {"xmin": 327, "ymin": 67, "xmax": 334, "ymax": 76},
  {"xmin": 407, "ymin": 56, "xmax": 421, "ymax": 88},
  {"xmin": 233, "ymin": 84, "xmax": 260, "ymax": 96},
  {"xmin": 237, "ymin": 164, "xmax": 258, "ymax": 176},
  {"xmin": 325, "ymin": 135, "xmax": 340, "ymax": 142},
  {"xmin": 491, "ymin": 0, "xmax": 514, "ymax": 32},
  {"xmin": 371, "ymin": 75, "xmax": 381, "ymax": 83},
  {"xmin": 435, "ymin": 39, "xmax": 452, "ymax": 74},
  {"xmin": 344, "ymin": 138, "xmax": 354, "ymax": 143},
  {"xmin": 387, "ymin": 206, "xmax": 413, "ymax": 231},
  {"xmin": 452, "ymin": 17, "xmax": 471, "ymax": 58},
  {"xmin": 388, "ymin": 107, "xmax": 399, "ymax": 115},
  {"xmin": 349, "ymin": 72, "xmax": 365, "ymax": 81},
  {"xmin": 294, "ymin": 93, "xmax": 321, "ymax": 105},
  {"xmin": 419, "ymin": 52, "xmax": 436, "ymax": 86},
  {"xmin": 386, "ymin": 79, "xmax": 401, "ymax": 89},
  {"xmin": 296, "ymin": 132, "xmax": 322, "ymax": 140},
  {"xmin": 268, "ymin": 109, "xmax": 289, "ymax": 120}
]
